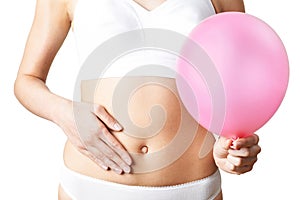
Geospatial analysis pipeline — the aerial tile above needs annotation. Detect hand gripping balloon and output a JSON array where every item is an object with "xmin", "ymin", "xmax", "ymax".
[{"xmin": 176, "ymin": 12, "xmax": 289, "ymax": 139}]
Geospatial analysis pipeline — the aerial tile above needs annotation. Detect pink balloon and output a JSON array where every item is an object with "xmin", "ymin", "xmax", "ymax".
[{"xmin": 176, "ymin": 12, "xmax": 289, "ymax": 138}]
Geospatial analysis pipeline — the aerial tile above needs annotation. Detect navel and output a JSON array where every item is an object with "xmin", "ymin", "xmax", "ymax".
[{"xmin": 140, "ymin": 145, "xmax": 149, "ymax": 154}]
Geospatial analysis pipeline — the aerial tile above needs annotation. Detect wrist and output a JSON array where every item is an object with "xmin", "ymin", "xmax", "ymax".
[{"xmin": 51, "ymin": 97, "xmax": 73, "ymax": 127}]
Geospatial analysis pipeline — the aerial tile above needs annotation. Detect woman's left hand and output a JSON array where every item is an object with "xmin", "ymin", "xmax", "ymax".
[{"xmin": 213, "ymin": 134, "xmax": 261, "ymax": 175}]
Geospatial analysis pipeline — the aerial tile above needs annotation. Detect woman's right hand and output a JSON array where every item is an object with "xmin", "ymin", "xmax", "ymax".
[
  {"xmin": 13, "ymin": 0, "xmax": 131, "ymax": 175},
  {"xmin": 57, "ymin": 101, "xmax": 132, "ymax": 175}
]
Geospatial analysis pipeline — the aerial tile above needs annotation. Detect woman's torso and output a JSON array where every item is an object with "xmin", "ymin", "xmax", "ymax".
[{"xmin": 64, "ymin": 0, "xmax": 218, "ymax": 186}]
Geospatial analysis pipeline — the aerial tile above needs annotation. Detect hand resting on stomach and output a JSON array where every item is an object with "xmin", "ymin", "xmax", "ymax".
[{"xmin": 63, "ymin": 76, "xmax": 218, "ymax": 186}]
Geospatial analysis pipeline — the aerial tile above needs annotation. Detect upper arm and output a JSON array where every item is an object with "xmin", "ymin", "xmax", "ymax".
[
  {"xmin": 17, "ymin": 0, "xmax": 71, "ymax": 82},
  {"xmin": 212, "ymin": 0, "xmax": 245, "ymax": 13}
]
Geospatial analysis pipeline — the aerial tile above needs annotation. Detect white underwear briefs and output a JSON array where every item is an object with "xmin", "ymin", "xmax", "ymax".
[{"xmin": 60, "ymin": 164, "xmax": 221, "ymax": 200}]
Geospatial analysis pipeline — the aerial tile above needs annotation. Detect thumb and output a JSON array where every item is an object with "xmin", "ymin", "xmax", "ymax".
[{"xmin": 214, "ymin": 137, "xmax": 232, "ymax": 158}]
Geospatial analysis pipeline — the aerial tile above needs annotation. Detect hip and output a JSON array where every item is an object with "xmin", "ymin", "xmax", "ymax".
[{"xmin": 63, "ymin": 126, "xmax": 218, "ymax": 186}]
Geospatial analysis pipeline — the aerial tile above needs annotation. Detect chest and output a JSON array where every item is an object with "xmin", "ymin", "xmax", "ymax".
[
  {"xmin": 130, "ymin": 0, "xmax": 168, "ymax": 11},
  {"xmin": 71, "ymin": 0, "xmax": 215, "ymax": 64},
  {"xmin": 73, "ymin": 0, "xmax": 214, "ymax": 31}
]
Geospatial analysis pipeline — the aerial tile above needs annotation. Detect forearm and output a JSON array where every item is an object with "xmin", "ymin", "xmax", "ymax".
[{"xmin": 14, "ymin": 74, "xmax": 71, "ymax": 126}]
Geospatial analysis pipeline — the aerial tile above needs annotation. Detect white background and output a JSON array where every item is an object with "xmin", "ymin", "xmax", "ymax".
[{"xmin": 0, "ymin": 0, "xmax": 299, "ymax": 199}]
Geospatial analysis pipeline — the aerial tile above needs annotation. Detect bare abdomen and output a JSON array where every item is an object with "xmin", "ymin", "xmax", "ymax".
[{"xmin": 63, "ymin": 76, "xmax": 217, "ymax": 186}]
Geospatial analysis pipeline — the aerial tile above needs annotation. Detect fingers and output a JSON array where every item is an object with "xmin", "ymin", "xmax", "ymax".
[
  {"xmin": 93, "ymin": 139, "xmax": 131, "ymax": 174},
  {"xmin": 87, "ymin": 143, "xmax": 130, "ymax": 175},
  {"xmin": 92, "ymin": 104, "xmax": 132, "ymax": 164},
  {"xmin": 87, "ymin": 146, "xmax": 122, "ymax": 174},
  {"xmin": 214, "ymin": 134, "xmax": 261, "ymax": 175},
  {"xmin": 84, "ymin": 124, "xmax": 132, "ymax": 174},
  {"xmin": 225, "ymin": 142, "xmax": 260, "ymax": 175},
  {"xmin": 222, "ymin": 153, "xmax": 258, "ymax": 175},
  {"xmin": 228, "ymin": 145, "xmax": 261, "ymax": 157},
  {"xmin": 232, "ymin": 134, "xmax": 259, "ymax": 149},
  {"xmin": 99, "ymin": 127, "xmax": 132, "ymax": 166},
  {"xmin": 224, "ymin": 161, "xmax": 254, "ymax": 175},
  {"xmin": 78, "ymin": 148, "xmax": 109, "ymax": 171},
  {"xmin": 91, "ymin": 105, "xmax": 132, "ymax": 173},
  {"xmin": 213, "ymin": 137, "xmax": 232, "ymax": 158},
  {"xmin": 93, "ymin": 105, "xmax": 123, "ymax": 131},
  {"xmin": 227, "ymin": 154, "xmax": 258, "ymax": 167},
  {"xmin": 71, "ymin": 103, "xmax": 132, "ymax": 175},
  {"xmin": 79, "ymin": 145, "xmax": 129, "ymax": 175}
]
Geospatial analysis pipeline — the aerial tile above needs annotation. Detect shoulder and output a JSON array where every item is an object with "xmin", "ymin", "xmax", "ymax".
[{"xmin": 211, "ymin": 0, "xmax": 245, "ymax": 13}]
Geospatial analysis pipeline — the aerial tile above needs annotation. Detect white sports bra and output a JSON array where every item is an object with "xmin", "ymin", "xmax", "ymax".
[{"xmin": 72, "ymin": 0, "xmax": 216, "ymax": 78}]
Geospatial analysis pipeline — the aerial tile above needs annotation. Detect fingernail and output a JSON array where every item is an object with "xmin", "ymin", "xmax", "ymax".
[
  {"xmin": 231, "ymin": 139, "xmax": 239, "ymax": 149},
  {"xmin": 124, "ymin": 157, "xmax": 132, "ymax": 165},
  {"xmin": 101, "ymin": 164, "xmax": 108, "ymax": 170},
  {"xmin": 230, "ymin": 144, "xmax": 238, "ymax": 150},
  {"xmin": 113, "ymin": 123, "xmax": 122, "ymax": 130},
  {"xmin": 113, "ymin": 167, "xmax": 122, "ymax": 174},
  {"xmin": 123, "ymin": 166, "xmax": 131, "ymax": 174}
]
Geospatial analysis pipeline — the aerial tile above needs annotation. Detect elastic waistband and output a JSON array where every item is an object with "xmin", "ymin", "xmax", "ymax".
[
  {"xmin": 62, "ymin": 164, "xmax": 220, "ymax": 190},
  {"xmin": 60, "ymin": 164, "xmax": 221, "ymax": 200}
]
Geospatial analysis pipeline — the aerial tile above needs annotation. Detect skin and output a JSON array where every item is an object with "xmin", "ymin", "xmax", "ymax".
[{"xmin": 14, "ymin": 0, "xmax": 260, "ymax": 199}]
